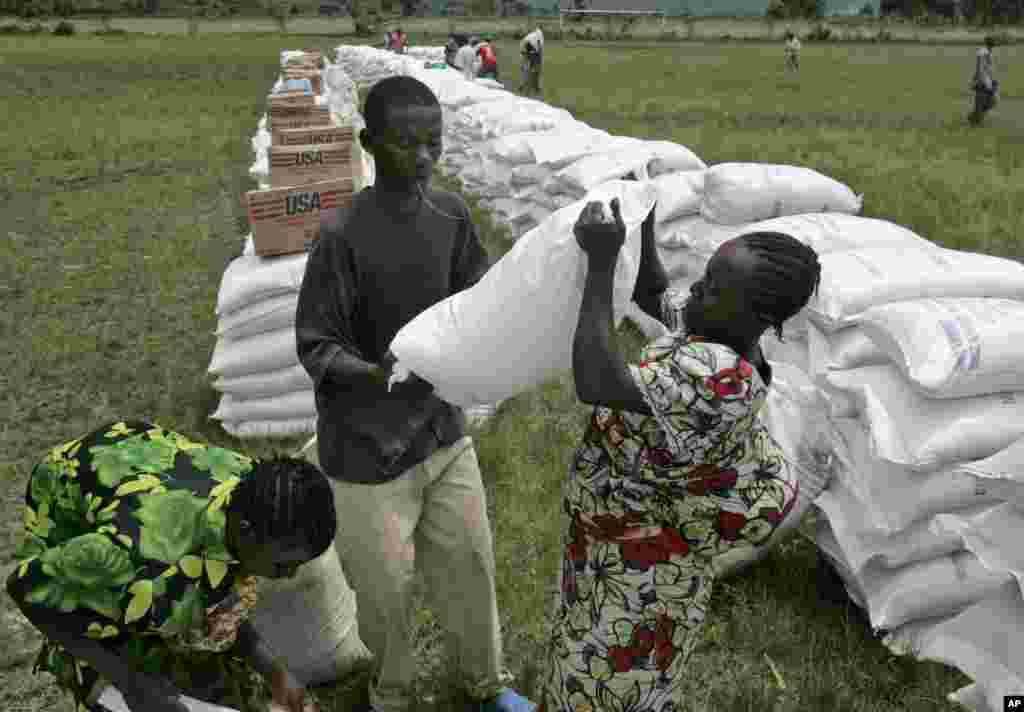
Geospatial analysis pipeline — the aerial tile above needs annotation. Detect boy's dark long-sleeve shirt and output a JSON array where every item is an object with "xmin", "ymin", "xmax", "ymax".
[{"xmin": 295, "ymin": 186, "xmax": 491, "ymax": 484}]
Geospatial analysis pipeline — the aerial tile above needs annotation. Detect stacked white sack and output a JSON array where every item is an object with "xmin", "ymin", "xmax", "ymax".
[
  {"xmin": 651, "ymin": 190, "xmax": 1024, "ymax": 709},
  {"xmin": 208, "ymin": 252, "xmax": 316, "ymax": 439},
  {"xmin": 798, "ymin": 245, "xmax": 1024, "ymax": 709}
]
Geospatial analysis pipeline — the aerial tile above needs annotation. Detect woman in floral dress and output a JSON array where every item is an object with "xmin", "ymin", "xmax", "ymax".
[
  {"xmin": 6, "ymin": 419, "xmax": 338, "ymax": 712},
  {"xmin": 537, "ymin": 199, "xmax": 822, "ymax": 712}
]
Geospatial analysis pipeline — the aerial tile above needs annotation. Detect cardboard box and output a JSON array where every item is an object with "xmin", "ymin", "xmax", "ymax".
[
  {"xmin": 283, "ymin": 68, "xmax": 323, "ymax": 95},
  {"xmin": 269, "ymin": 105, "xmax": 333, "ymax": 131},
  {"xmin": 283, "ymin": 49, "xmax": 323, "ymax": 70},
  {"xmin": 269, "ymin": 144, "xmax": 356, "ymax": 188},
  {"xmin": 246, "ymin": 178, "xmax": 355, "ymax": 257},
  {"xmin": 272, "ymin": 125, "xmax": 354, "ymax": 147},
  {"xmin": 268, "ymin": 93, "xmax": 317, "ymax": 110}
]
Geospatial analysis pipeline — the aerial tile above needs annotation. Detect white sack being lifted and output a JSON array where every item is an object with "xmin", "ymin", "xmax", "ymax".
[
  {"xmin": 388, "ymin": 181, "xmax": 658, "ymax": 408},
  {"xmin": 700, "ymin": 162, "xmax": 864, "ymax": 225}
]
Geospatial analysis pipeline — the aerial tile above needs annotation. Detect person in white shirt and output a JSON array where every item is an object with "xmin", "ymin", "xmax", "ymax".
[
  {"xmin": 968, "ymin": 35, "xmax": 999, "ymax": 126},
  {"xmin": 784, "ymin": 31, "xmax": 801, "ymax": 74},
  {"xmin": 519, "ymin": 26, "xmax": 544, "ymax": 95},
  {"xmin": 455, "ymin": 37, "xmax": 481, "ymax": 81}
]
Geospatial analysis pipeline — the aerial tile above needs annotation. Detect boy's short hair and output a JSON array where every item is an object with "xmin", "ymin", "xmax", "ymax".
[{"xmin": 363, "ymin": 76, "xmax": 441, "ymax": 138}]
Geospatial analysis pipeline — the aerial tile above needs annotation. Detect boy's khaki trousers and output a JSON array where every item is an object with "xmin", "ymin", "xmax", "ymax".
[{"xmin": 326, "ymin": 436, "xmax": 514, "ymax": 712}]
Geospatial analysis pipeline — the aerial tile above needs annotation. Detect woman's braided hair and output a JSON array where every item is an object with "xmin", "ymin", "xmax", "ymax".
[
  {"xmin": 735, "ymin": 231, "xmax": 822, "ymax": 343},
  {"xmin": 230, "ymin": 456, "xmax": 337, "ymax": 560}
]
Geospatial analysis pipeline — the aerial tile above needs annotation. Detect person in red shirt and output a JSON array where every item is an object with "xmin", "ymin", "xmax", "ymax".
[
  {"xmin": 392, "ymin": 27, "xmax": 407, "ymax": 54},
  {"xmin": 476, "ymin": 35, "xmax": 498, "ymax": 80}
]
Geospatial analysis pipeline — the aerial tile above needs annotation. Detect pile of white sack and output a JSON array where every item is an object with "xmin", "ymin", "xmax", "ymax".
[{"xmin": 644, "ymin": 164, "xmax": 1024, "ymax": 710}]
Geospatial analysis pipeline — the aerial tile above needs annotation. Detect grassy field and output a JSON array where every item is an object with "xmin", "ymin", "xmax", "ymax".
[{"xmin": 2, "ymin": 33, "xmax": 1022, "ymax": 712}]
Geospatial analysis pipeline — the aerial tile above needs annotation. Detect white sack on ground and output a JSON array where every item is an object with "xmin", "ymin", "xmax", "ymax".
[
  {"xmin": 649, "ymin": 170, "xmax": 706, "ymax": 223},
  {"xmin": 248, "ymin": 545, "xmax": 373, "ymax": 686},
  {"xmin": 220, "ymin": 416, "xmax": 318, "ymax": 440},
  {"xmin": 807, "ymin": 247, "xmax": 1024, "ymax": 333},
  {"xmin": 815, "ymin": 476, "xmax": 993, "ymax": 575},
  {"xmin": 818, "ymin": 521, "xmax": 1015, "ymax": 631},
  {"xmin": 931, "ymin": 501, "xmax": 1024, "ymax": 589},
  {"xmin": 826, "ymin": 364, "xmax": 1024, "ymax": 473},
  {"xmin": 700, "ymin": 162, "xmax": 863, "ymax": 225},
  {"xmin": 853, "ymin": 298, "xmax": 1024, "ymax": 400},
  {"xmin": 215, "ymin": 293, "xmax": 298, "ymax": 341},
  {"xmin": 882, "ymin": 581, "xmax": 1024, "ymax": 712},
  {"xmin": 829, "ymin": 415, "xmax": 1020, "ymax": 533},
  {"xmin": 214, "ymin": 363, "xmax": 313, "ymax": 401},
  {"xmin": 216, "ymin": 253, "xmax": 308, "ymax": 316},
  {"xmin": 389, "ymin": 181, "xmax": 658, "ymax": 408},
  {"xmin": 207, "ymin": 327, "xmax": 299, "ymax": 378},
  {"xmin": 211, "ymin": 390, "xmax": 316, "ymax": 423}
]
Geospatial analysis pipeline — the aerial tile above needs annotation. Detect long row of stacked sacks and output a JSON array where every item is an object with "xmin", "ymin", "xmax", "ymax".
[{"xmin": 217, "ymin": 45, "xmax": 1021, "ymax": 710}]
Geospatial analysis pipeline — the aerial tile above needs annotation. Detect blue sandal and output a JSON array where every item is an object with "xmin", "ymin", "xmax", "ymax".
[{"xmin": 479, "ymin": 688, "xmax": 537, "ymax": 712}]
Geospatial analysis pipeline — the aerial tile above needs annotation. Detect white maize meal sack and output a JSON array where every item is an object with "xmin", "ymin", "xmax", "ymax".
[
  {"xmin": 510, "ymin": 163, "xmax": 553, "ymax": 186},
  {"xmin": 931, "ymin": 501, "xmax": 1024, "ymax": 589},
  {"xmin": 248, "ymin": 545, "xmax": 372, "ymax": 686},
  {"xmin": 639, "ymin": 140, "xmax": 707, "ymax": 176},
  {"xmin": 816, "ymin": 517, "xmax": 1016, "ymax": 631},
  {"xmin": 220, "ymin": 416, "xmax": 318, "ymax": 440},
  {"xmin": 814, "ymin": 475, "xmax": 993, "ymax": 575},
  {"xmin": 700, "ymin": 162, "xmax": 863, "ymax": 225},
  {"xmin": 826, "ymin": 364, "xmax": 1024, "ymax": 473},
  {"xmin": 389, "ymin": 181, "xmax": 658, "ymax": 408},
  {"xmin": 649, "ymin": 170, "xmax": 706, "ymax": 224},
  {"xmin": 760, "ymin": 329, "xmax": 811, "ymax": 375},
  {"xmin": 806, "ymin": 322, "xmax": 888, "ymax": 383},
  {"xmin": 215, "ymin": 293, "xmax": 298, "ymax": 341},
  {"xmin": 854, "ymin": 297, "xmax": 1024, "ymax": 400},
  {"xmin": 883, "ymin": 582, "xmax": 1024, "ymax": 712},
  {"xmin": 216, "ymin": 253, "xmax": 309, "ymax": 316},
  {"xmin": 552, "ymin": 148, "xmax": 656, "ymax": 194},
  {"xmin": 829, "ymin": 415, "xmax": 1019, "ymax": 533},
  {"xmin": 213, "ymin": 363, "xmax": 313, "ymax": 400},
  {"xmin": 211, "ymin": 390, "xmax": 316, "ymax": 423},
  {"xmin": 807, "ymin": 246, "xmax": 1024, "ymax": 333},
  {"xmin": 207, "ymin": 327, "xmax": 299, "ymax": 378}
]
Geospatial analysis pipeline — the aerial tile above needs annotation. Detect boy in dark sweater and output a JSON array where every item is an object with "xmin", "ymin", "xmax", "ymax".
[{"xmin": 295, "ymin": 76, "xmax": 536, "ymax": 712}]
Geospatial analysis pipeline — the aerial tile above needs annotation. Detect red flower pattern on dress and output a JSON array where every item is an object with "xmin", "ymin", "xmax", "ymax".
[
  {"xmin": 621, "ymin": 527, "xmax": 690, "ymax": 570},
  {"xmin": 704, "ymin": 367, "xmax": 749, "ymax": 399},
  {"xmin": 643, "ymin": 448, "xmax": 675, "ymax": 468},
  {"xmin": 684, "ymin": 464, "xmax": 739, "ymax": 496},
  {"xmin": 717, "ymin": 511, "xmax": 748, "ymax": 541}
]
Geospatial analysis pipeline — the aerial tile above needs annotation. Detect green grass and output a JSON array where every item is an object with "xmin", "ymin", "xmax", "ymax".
[{"xmin": 2, "ymin": 33, "xmax": 1022, "ymax": 712}]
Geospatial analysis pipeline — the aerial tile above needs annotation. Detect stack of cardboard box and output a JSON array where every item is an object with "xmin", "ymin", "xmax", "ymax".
[{"xmin": 245, "ymin": 50, "xmax": 362, "ymax": 258}]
